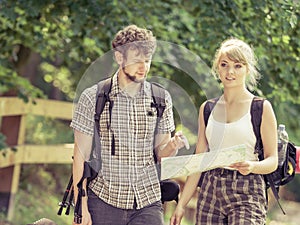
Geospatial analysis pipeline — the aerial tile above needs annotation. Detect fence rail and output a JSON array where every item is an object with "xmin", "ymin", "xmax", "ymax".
[
  {"xmin": 0, "ymin": 97, "xmax": 74, "ymax": 167},
  {"xmin": 0, "ymin": 144, "xmax": 74, "ymax": 168},
  {"xmin": 0, "ymin": 97, "xmax": 73, "ymax": 118}
]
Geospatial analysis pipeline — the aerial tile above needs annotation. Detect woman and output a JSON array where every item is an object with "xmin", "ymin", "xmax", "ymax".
[{"xmin": 170, "ymin": 38, "xmax": 278, "ymax": 225}]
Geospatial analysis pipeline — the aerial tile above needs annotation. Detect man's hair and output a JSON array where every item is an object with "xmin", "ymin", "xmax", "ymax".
[{"xmin": 112, "ymin": 25, "xmax": 156, "ymax": 59}]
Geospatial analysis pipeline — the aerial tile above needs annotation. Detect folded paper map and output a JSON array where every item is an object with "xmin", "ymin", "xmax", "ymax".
[{"xmin": 161, "ymin": 144, "xmax": 246, "ymax": 180}]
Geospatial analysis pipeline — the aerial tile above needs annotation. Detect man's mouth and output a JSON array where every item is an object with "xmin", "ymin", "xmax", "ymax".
[{"xmin": 137, "ymin": 72, "xmax": 145, "ymax": 76}]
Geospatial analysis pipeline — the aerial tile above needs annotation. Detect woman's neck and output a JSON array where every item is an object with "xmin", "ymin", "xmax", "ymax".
[{"xmin": 222, "ymin": 87, "xmax": 253, "ymax": 104}]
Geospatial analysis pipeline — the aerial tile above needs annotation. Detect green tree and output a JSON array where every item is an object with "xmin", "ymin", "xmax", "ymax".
[
  {"xmin": 0, "ymin": 0, "xmax": 299, "ymax": 202},
  {"xmin": 1, "ymin": 0, "xmax": 299, "ymax": 102}
]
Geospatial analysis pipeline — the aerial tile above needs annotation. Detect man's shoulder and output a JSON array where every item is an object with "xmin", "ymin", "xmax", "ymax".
[
  {"xmin": 82, "ymin": 78, "xmax": 112, "ymax": 97},
  {"xmin": 148, "ymin": 81, "xmax": 169, "ymax": 97},
  {"xmin": 75, "ymin": 84, "xmax": 98, "ymax": 106},
  {"xmin": 82, "ymin": 84, "xmax": 98, "ymax": 97},
  {"xmin": 149, "ymin": 81, "xmax": 166, "ymax": 90}
]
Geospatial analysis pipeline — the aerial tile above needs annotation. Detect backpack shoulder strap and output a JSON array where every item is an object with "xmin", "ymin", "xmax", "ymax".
[
  {"xmin": 250, "ymin": 96, "xmax": 286, "ymax": 214},
  {"xmin": 95, "ymin": 78, "xmax": 113, "ymax": 122},
  {"xmin": 150, "ymin": 82, "xmax": 166, "ymax": 165},
  {"xmin": 94, "ymin": 77, "xmax": 113, "ymax": 156},
  {"xmin": 204, "ymin": 97, "xmax": 219, "ymax": 127},
  {"xmin": 250, "ymin": 96, "xmax": 265, "ymax": 158},
  {"xmin": 198, "ymin": 97, "xmax": 219, "ymax": 187},
  {"xmin": 150, "ymin": 82, "xmax": 166, "ymax": 118}
]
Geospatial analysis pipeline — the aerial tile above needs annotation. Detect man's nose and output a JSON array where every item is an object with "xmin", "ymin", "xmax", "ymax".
[{"xmin": 139, "ymin": 61, "xmax": 148, "ymax": 70}]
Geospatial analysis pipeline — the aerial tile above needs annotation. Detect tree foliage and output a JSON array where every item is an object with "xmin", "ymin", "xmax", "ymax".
[
  {"xmin": 0, "ymin": 0, "xmax": 299, "ymax": 135},
  {"xmin": 1, "ymin": 0, "xmax": 299, "ymax": 138},
  {"xmin": 0, "ymin": 0, "xmax": 298, "ymax": 97}
]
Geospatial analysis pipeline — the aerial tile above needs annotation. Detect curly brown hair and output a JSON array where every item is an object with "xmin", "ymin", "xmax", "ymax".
[{"xmin": 112, "ymin": 25, "xmax": 156, "ymax": 59}]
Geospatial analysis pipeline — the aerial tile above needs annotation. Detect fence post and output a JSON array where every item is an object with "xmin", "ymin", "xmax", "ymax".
[{"xmin": 0, "ymin": 113, "xmax": 26, "ymax": 220}]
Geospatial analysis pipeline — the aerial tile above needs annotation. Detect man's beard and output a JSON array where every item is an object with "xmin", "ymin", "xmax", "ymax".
[{"xmin": 122, "ymin": 65, "xmax": 145, "ymax": 83}]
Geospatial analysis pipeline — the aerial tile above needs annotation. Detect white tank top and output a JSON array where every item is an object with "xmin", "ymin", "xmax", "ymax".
[{"xmin": 206, "ymin": 106, "xmax": 258, "ymax": 161}]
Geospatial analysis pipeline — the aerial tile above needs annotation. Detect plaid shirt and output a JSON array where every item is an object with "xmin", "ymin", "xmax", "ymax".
[{"xmin": 70, "ymin": 74, "xmax": 175, "ymax": 209}]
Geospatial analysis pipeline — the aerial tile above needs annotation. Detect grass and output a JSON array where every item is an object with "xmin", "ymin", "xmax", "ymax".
[
  {"xmin": 2, "ymin": 164, "xmax": 73, "ymax": 225},
  {"xmin": 13, "ymin": 188, "xmax": 73, "ymax": 224}
]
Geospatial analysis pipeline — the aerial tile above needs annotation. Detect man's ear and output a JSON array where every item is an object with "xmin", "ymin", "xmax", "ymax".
[{"xmin": 114, "ymin": 51, "xmax": 123, "ymax": 65}]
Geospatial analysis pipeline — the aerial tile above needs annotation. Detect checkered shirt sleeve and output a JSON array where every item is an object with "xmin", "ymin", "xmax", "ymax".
[
  {"xmin": 157, "ymin": 89, "xmax": 175, "ymax": 133},
  {"xmin": 70, "ymin": 85, "xmax": 97, "ymax": 135}
]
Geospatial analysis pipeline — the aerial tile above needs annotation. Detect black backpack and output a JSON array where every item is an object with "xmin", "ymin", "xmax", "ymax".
[
  {"xmin": 58, "ymin": 78, "xmax": 180, "ymax": 223},
  {"xmin": 200, "ymin": 96, "xmax": 297, "ymax": 214}
]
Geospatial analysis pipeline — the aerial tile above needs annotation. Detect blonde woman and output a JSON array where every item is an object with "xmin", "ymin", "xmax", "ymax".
[{"xmin": 170, "ymin": 38, "xmax": 278, "ymax": 225}]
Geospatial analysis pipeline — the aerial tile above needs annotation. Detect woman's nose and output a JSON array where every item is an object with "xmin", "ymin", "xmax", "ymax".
[{"xmin": 228, "ymin": 66, "xmax": 234, "ymax": 74}]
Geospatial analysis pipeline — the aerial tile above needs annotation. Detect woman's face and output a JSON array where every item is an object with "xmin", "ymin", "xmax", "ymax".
[{"xmin": 217, "ymin": 53, "xmax": 248, "ymax": 88}]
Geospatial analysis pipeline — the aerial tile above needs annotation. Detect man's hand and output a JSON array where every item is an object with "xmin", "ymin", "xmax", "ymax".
[
  {"xmin": 72, "ymin": 211, "xmax": 92, "ymax": 225},
  {"xmin": 171, "ymin": 131, "xmax": 190, "ymax": 151},
  {"xmin": 155, "ymin": 130, "xmax": 190, "ymax": 160}
]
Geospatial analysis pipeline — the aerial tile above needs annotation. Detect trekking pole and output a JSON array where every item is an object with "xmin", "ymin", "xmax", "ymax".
[
  {"xmin": 65, "ymin": 186, "xmax": 74, "ymax": 215},
  {"xmin": 58, "ymin": 175, "xmax": 73, "ymax": 215}
]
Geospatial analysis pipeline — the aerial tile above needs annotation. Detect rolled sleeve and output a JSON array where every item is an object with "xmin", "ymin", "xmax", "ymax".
[{"xmin": 70, "ymin": 85, "xmax": 97, "ymax": 136}]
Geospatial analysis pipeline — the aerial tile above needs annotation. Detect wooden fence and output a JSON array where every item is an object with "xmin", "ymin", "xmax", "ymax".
[
  {"xmin": 0, "ymin": 97, "xmax": 74, "ymax": 220},
  {"xmin": 0, "ymin": 97, "xmax": 198, "ymax": 223}
]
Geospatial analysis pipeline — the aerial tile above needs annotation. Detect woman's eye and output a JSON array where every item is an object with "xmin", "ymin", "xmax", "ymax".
[
  {"xmin": 220, "ymin": 63, "xmax": 227, "ymax": 67},
  {"xmin": 235, "ymin": 64, "xmax": 242, "ymax": 68}
]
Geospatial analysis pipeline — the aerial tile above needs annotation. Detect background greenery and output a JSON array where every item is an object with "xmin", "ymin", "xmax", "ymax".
[{"xmin": 0, "ymin": 0, "xmax": 299, "ymax": 224}]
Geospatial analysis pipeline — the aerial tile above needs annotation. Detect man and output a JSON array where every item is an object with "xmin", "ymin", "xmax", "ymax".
[{"xmin": 71, "ymin": 25, "xmax": 188, "ymax": 225}]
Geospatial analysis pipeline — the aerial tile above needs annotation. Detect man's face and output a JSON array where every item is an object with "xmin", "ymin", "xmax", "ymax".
[{"xmin": 121, "ymin": 49, "xmax": 152, "ymax": 83}]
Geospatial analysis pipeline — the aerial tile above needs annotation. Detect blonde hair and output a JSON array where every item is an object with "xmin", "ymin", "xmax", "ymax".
[
  {"xmin": 112, "ymin": 25, "xmax": 156, "ymax": 59},
  {"xmin": 212, "ymin": 38, "xmax": 261, "ymax": 90}
]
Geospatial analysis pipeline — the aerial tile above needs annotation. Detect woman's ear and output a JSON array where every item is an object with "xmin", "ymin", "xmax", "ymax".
[{"xmin": 114, "ymin": 51, "xmax": 123, "ymax": 65}]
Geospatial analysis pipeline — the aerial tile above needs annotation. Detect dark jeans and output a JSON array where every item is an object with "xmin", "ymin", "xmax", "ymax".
[{"xmin": 87, "ymin": 189, "xmax": 164, "ymax": 225}]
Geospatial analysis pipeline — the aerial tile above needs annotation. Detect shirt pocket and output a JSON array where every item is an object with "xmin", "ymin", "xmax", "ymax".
[{"xmin": 136, "ymin": 107, "xmax": 157, "ymax": 140}]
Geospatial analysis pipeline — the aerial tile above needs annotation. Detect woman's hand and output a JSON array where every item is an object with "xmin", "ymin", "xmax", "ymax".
[
  {"xmin": 229, "ymin": 161, "xmax": 255, "ymax": 175},
  {"xmin": 170, "ymin": 204, "xmax": 185, "ymax": 225}
]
